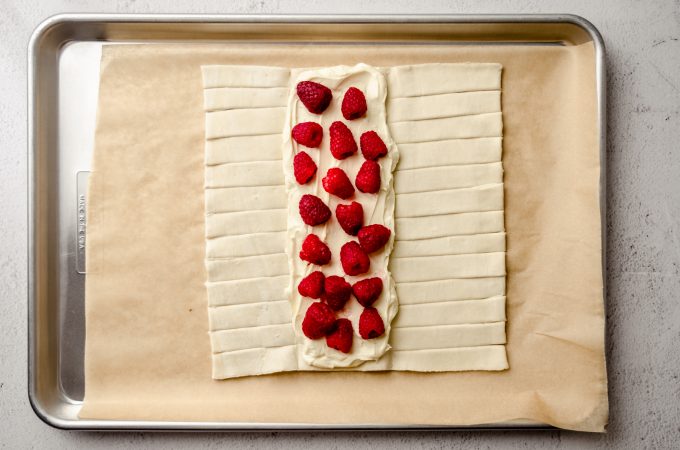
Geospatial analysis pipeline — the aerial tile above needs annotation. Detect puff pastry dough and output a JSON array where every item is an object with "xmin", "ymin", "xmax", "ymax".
[{"xmin": 202, "ymin": 63, "xmax": 508, "ymax": 379}]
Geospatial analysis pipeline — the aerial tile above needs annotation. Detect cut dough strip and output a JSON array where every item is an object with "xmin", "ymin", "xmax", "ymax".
[
  {"xmin": 391, "ymin": 321, "xmax": 506, "ymax": 350},
  {"xmin": 206, "ymin": 275, "xmax": 288, "ymax": 307},
  {"xmin": 395, "ymin": 277, "xmax": 506, "ymax": 305},
  {"xmin": 390, "ymin": 252, "xmax": 506, "ymax": 283},
  {"xmin": 396, "ymin": 211, "xmax": 505, "ymax": 240},
  {"xmin": 205, "ymin": 107, "xmax": 287, "ymax": 140},
  {"xmin": 205, "ymin": 161, "xmax": 284, "ymax": 188},
  {"xmin": 390, "ymin": 112, "xmax": 503, "ymax": 143},
  {"xmin": 202, "ymin": 65, "xmax": 291, "ymax": 89},
  {"xmin": 204, "ymin": 86, "xmax": 288, "ymax": 111},
  {"xmin": 206, "ymin": 186, "xmax": 287, "ymax": 215},
  {"xmin": 387, "ymin": 63, "xmax": 502, "ymax": 98},
  {"xmin": 211, "ymin": 345, "xmax": 298, "ymax": 379},
  {"xmin": 210, "ymin": 324, "xmax": 296, "ymax": 353},
  {"xmin": 206, "ymin": 253, "xmax": 289, "ymax": 282},
  {"xmin": 394, "ymin": 162, "xmax": 503, "ymax": 193},
  {"xmin": 389, "ymin": 346, "xmax": 508, "ymax": 372},
  {"xmin": 394, "ymin": 296, "xmax": 506, "ymax": 327},
  {"xmin": 205, "ymin": 209, "xmax": 287, "ymax": 239},
  {"xmin": 388, "ymin": 90, "xmax": 501, "ymax": 122},
  {"xmin": 395, "ymin": 184, "xmax": 504, "ymax": 218},
  {"xmin": 397, "ymin": 137, "xmax": 502, "ymax": 170},
  {"xmin": 206, "ymin": 231, "xmax": 286, "ymax": 259},
  {"xmin": 206, "ymin": 134, "xmax": 284, "ymax": 165},
  {"xmin": 209, "ymin": 300, "xmax": 292, "ymax": 331},
  {"xmin": 392, "ymin": 232, "xmax": 505, "ymax": 258}
]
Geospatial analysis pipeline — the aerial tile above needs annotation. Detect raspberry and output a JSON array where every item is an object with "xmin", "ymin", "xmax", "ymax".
[
  {"xmin": 299, "ymin": 194, "xmax": 331, "ymax": 226},
  {"xmin": 322, "ymin": 167, "xmax": 355, "ymax": 199},
  {"xmin": 302, "ymin": 302, "xmax": 336, "ymax": 339},
  {"xmin": 293, "ymin": 151, "xmax": 317, "ymax": 184},
  {"xmin": 298, "ymin": 271, "xmax": 325, "ymax": 299},
  {"xmin": 321, "ymin": 275, "xmax": 352, "ymax": 311},
  {"xmin": 359, "ymin": 307, "xmax": 385, "ymax": 339},
  {"xmin": 341, "ymin": 87, "xmax": 367, "ymax": 120},
  {"xmin": 329, "ymin": 121, "xmax": 358, "ymax": 160},
  {"xmin": 352, "ymin": 277, "xmax": 383, "ymax": 307},
  {"xmin": 340, "ymin": 241, "xmax": 370, "ymax": 276},
  {"xmin": 326, "ymin": 318, "xmax": 353, "ymax": 353},
  {"xmin": 299, "ymin": 234, "xmax": 331, "ymax": 265},
  {"xmin": 357, "ymin": 224, "xmax": 391, "ymax": 253},
  {"xmin": 355, "ymin": 160, "xmax": 381, "ymax": 193},
  {"xmin": 335, "ymin": 201, "xmax": 364, "ymax": 236},
  {"xmin": 297, "ymin": 81, "xmax": 332, "ymax": 114},
  {"xmin": 292, "ymin": 122, "xmax": 323, "ymax": 148},
  {"xmin": 360, "ymin": 131, "xmax": 388, "ymax": 161}
]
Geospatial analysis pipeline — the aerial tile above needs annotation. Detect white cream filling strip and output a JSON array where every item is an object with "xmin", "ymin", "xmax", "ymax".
[
  {"xmin": 282, "ymin": 64, "xmax": 399, "ymax": 369},
  {"xmin": 202, "ymin": 62, "xmax": 507, "ymax": 380}
]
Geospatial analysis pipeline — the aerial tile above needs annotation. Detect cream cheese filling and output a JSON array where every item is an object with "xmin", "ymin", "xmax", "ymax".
[{"xmin": 282, "ymin": 64, "xmax": 399, "ymax": 368}]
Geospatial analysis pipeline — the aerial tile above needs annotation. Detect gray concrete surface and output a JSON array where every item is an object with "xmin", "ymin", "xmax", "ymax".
[{"xmin": 2, "ymin": 0, "xmax": 679, "ymax": 448}]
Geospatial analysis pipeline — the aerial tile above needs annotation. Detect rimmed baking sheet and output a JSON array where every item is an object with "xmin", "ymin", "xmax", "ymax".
[{"xmin": 28, "ymin": 14, "xmax": 607, "ymax": 431}]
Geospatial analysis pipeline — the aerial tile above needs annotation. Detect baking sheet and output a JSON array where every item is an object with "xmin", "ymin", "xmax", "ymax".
[{"xmin": 80, "ymin": 42, "xmax": 607, "ymax": 431}]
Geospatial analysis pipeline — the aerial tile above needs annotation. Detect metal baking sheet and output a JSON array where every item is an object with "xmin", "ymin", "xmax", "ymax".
[{"xmin": 28, "ymin": 13, "xmax": 606, "ymax": 430}]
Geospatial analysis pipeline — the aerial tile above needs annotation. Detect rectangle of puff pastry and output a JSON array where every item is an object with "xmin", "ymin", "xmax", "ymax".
[{"xmin": 202, "ymin": 63, "xmax": 507, "ymax": 379}]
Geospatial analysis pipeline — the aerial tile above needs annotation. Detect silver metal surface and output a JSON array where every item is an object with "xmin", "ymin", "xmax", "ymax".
[{"xmin": 28, "ymin": 13, "xmax": 606, "ymax": 431}]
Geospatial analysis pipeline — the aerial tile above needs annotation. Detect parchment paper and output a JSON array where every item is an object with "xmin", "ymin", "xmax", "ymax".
[{"xmin": 80, "ymin": 43, "xmax": 608, "ymax": 432}]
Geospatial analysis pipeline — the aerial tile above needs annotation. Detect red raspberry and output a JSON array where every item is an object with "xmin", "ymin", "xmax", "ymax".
[
  {"xmin": 292, "ymin": 122, "xmax": 323, "ymax": 148},
  {"xmin": 341, "ymin": 87, "xmax": 367, "ymax": 120},
  {"xmin": 321, "ymin": 275, "xmax": 352, "ymax": 311},
  {"xmin": 302, "ymin": 302, "xmax": 336, "ymax": 339},
  {"xmin": 352, "ymin": 277, "xmax": 383, "ymax": 307},
  {"xmin": 357, "ymin": 224, "xmax": 391, "ymax": 253},
  {"xmin": 335, "ymin": 201, "xmax": 364, "ymax": 236},
  {"xmin": 326, "ymin": 318, "xmax": 353, "ymax": 353},
  {"xmin": 298, "ymin": 271, "xmax": 325, "ymax": 299},
  {"xmin": 329, "ymin": 121, "xmax": 358, "ymax": 160},
  {"xmin": 299, "ymin": 194, "xmax": 331, "ymax": 226},
  {"xmin": 293, "ymin": 151, "xmax": 317, "ymax": 184},
  {"xmin": 322, "ymin": 167, "xmax": 355, "ymax": 199},
  {"xmin": 359, "ymin": 307, "xmax": 385, "ymax": 339},
  {"xmin": 340, "ymin": 241, "xmax": 370, "ymax": 276},
  {"xmin": 299, "ymin": 234, "xmax": 331, "ymax": 265},
  {"xmin": 355, "ymin": 160, "xmax": 381, "ymax": 193},
  {"xmin": 297, "ymin": 81, "xmax": 332, "ymax": 114},
  {"xmin": 360, "ymin": 131, "xmax": 388, "ymax": 160}
]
